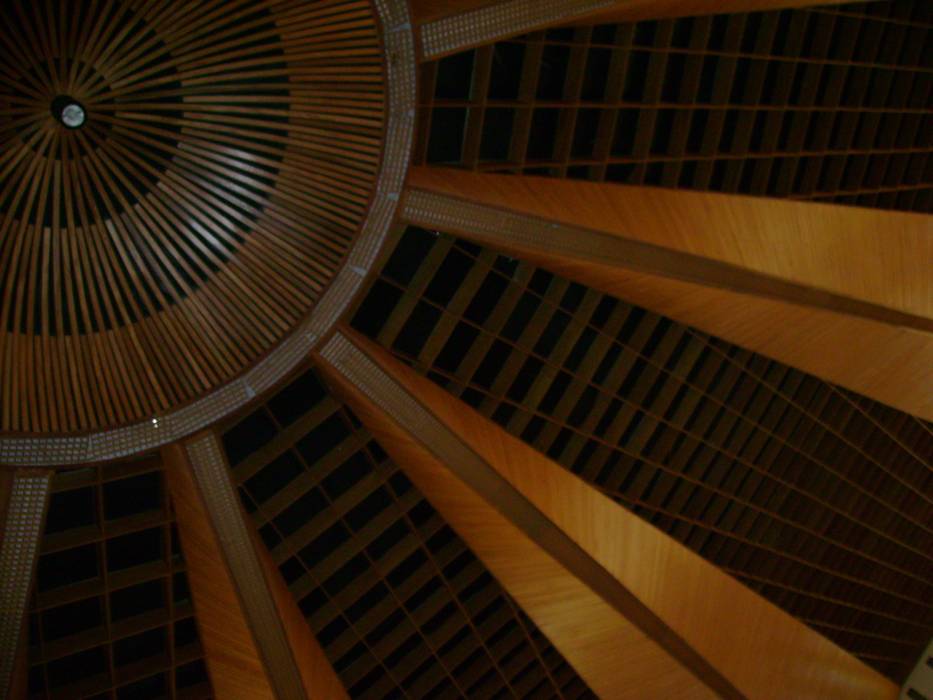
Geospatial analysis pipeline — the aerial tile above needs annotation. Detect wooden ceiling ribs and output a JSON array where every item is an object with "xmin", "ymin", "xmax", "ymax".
[
  {"xmin": 2, "ymin": 0, "xmax": 931, "ymax": 698},
  {"xmin": 349, "ymin": 225, "xmax": 933, "ymax": 682},
  {"xmin": 410, "ymin": 0, "xmax": 872, "ymax": 59},
  {"xmin": 417, "ymin": 2, "xmax": 931, "ymax": 213},
  {"xmin": 401, "ymin": 167, "xmax": 933, "ymax": 419},
  {"xmin": 0, "ymin": 0, "xmax": 386, "ymax": 434},
  {"xmin": 162, "ymin": 434, "xmax": 348, "ymax": 700},
  {"xmin": 316, "ymin": 327, "xmax": 900, "ymax": 699},
  {"xmin": 21, "ymin": 457, "xmax": 212, "ymax": 700},
  {"xmin": 217, "ymin": 363, "xmax": 596, "ymax": 698}
]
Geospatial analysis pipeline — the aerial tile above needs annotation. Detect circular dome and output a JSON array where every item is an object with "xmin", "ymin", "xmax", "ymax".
[{"xmin": 0, "ymin": 0, "xmax": 389, "ymax": 434}]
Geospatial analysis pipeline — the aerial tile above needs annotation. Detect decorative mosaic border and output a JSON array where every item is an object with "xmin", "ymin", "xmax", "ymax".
[
  {"xmin": 186, "ymin": 434, "xmax": 307, "ymax": 700},
  {"xmin": 0, "ymin": 1, "xmax": 416, "ymax": 467},
  {"xmin": 419, "ymin": 0, "xmax": 615, "ymax": 58},
  {"xmin": 0, "ymin": 471, "xmax": 51, "ymax": 695}
]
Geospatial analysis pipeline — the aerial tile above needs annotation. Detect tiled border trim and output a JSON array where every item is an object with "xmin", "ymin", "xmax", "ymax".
[
  {"xmin": 186, "ymin": 434, "xmax": 306, "ymax": 700},
  {"xmin": 0, "ymin": 471, "xmax": 51, "ymax": 695},
  {"xmin": 420, "ymin": 0, "xmax": 615, "ymax": 58}
]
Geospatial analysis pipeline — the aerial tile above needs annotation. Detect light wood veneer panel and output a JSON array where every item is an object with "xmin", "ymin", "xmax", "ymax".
[
  {"xmin": 408, "ymin": 169, "xmax": 932, "ymax": 320},
  {"xmin": 163, "ymin": 442, "xmax": 277, "ymax": 700},
  {"xmin": 318, "ymin": 329, "xmax": 900, "ymax": 700},
  {"xmin": 317, "ymin": 335, "xmax": 718, "ymax": 700},
  {"xmin": 164, "ymin": 438, "xmax": 349, "ymax": 700},
  {"xmin": 404, "ymin": 168, "xmax": 933, "ymax": 419}
]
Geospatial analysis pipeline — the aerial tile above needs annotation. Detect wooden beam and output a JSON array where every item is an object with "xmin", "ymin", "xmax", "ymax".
[
  {"xmin": 0, "ymin": 469, "xmax": 51, "ymax": 700},
  {"xmin": 413, "ymin": 0, "xmax": 870, "ymax": 58},
  {"xmin": 316, "ymin": 329, "xmax": 900, "ymax": 700},
  {"xmin": 901, "ymin": 638, "xmax": 933, "ymax": 700},
  {"xmin": 403, "ymin": 167, "xmax": 933, "ymax": 420},
  {"xmin": 162, "ymin": 435, "xmax": 348, "ymax": 700}
]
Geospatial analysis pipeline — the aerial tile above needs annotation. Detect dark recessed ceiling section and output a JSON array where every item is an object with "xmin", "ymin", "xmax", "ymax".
[
  {"xmin": 26, "ymin": 458, "xmax": 211, "ymax": 700},
  {"xmin": 349, "ymin": 225, "xmax": 933, "ymax": 684},
  {"xmin": 219, "ymin": 368, "xmax": 596, "ymax": 699},
  {"xmin": 418, "ymin": 1, "xmax": 932, "ymax": 212}
]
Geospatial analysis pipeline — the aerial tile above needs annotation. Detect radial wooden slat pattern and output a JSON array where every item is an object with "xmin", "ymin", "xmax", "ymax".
[{"xmin": 0, "ymin": 0, "xmax": 385, "ymax": 434}]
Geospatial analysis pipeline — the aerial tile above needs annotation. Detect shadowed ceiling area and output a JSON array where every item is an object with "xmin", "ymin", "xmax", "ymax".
[
  {"xmin": 26, "ymin": 457, "xmax": 211, "ymax": 700},
  {"xmin": 349, "ymin": 224, "xmax": 933, "ymax": 683},
  {"xmin": 219, "ymin": 368, "xmax": 596, "ymax": 699},
  {"xmin": 417, "ymin": 0, "xmax": 931, "ymax": 210}
]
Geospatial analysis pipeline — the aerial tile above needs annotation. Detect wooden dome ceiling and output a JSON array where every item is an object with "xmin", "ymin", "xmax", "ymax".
[{"xmin": 0, "ymin": 0, "xmax": 387, "ymax": 434}]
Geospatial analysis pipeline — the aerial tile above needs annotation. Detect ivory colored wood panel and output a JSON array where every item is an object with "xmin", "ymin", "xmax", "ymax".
[
  {"xmin": 407, "ymin": 169, "xmax": 932, "ymax": 321},
  {"xmin": 403, "ymin": 170, "xmax": 933, "ymax": 420},
  {"xmin": 318, "ymin": 330, "xmax": 900, "ymax": 700},
  {"xmin": 163, "ymin": 442, "xmax": 277, "ymax": 700},
  {"xmin": 316, "ymin": 337, "xmax": 719, "ymax": 700}
]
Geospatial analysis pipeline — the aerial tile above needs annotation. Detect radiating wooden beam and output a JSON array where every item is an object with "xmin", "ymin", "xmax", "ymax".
[
  {"xmin": 413, "ymin": 0, "xmax": 870, "ymax": 58},
  {"xmin": 403, "ymin": 167, "xmax": 933, "ymax": 420},
  {"xmin": 901, "ymin": 638, "xmax": 933, "ymax": 700},
  {"xmin": 0, "ymin": 469, "xmax": 51, "ymax": 699},
  {"xmin": 316, "ymin": 329, "xmax": 900, "ymax": 700},
  {"xmin": 162, "ymin": 436, "xmax": 348, "ymax": 700}
]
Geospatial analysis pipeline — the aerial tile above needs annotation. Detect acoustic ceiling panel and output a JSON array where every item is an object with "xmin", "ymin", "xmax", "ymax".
[
  {"xmin": 350, "ymin": 225, "xmax": 933, "ymax": 683},
  {"xmin": 220, "ymin": 367, "xmax": 595, "ymax": 699},
  {"xmin": 26, "ymin": 457, "xmax": 211, "ymax": 700},
  {"xmin": 417, "ymin": 0, "xmax": 932, "ymax": 211}
]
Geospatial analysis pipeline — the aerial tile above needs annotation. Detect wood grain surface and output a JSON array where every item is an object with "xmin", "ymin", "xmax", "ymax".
[
  {"xmin": 319, "ymin": 329, "xmax": 900, "ymax": 700},
  {"xmin": 405, "ymin": 168, "xmax": 933, "ymax": 420},
  {"xmin": 0, "ymin": 0, "xmax": 385, "ymax": 434},
  {"xmin": 163, "ymin": 441, "xmax": 278, "ymax": 700}
]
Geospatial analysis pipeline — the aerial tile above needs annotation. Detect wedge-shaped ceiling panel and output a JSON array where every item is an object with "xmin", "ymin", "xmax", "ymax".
[
  {"xmin": 26, "ymin": 458, "xmax": 212, "ymax": 700},
  {"xmin": 220, "ymin": 366, "xmax": 595, "ymax": 699},
  {"xmin": 350, "ymin": 225, "xmax": 933, "ymax": 683},
  {"xmin": 418, "ymin": 0, "xmax": 932, "ymax": 211}
]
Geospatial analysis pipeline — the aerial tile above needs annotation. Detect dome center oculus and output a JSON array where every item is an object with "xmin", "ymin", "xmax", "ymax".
[{"xmin": 51, "ymin": 95, "xmax": 86, "ymax": 128}]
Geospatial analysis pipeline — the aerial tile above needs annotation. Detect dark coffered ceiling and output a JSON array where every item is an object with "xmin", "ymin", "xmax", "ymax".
[
  {"xmin": 348, "ymin": 224, "xmax": 933, "ymax": 684},
  {"xmin": 219, "ymin": 367, "xmax": 596, "ymax": 699},
  {"xmin": 26, "ymin": 458, "xmax": 211, "ymax": 700},
  {"xmin": 416, "ymin": 0, "xmax": 931, "ymax": 211}
]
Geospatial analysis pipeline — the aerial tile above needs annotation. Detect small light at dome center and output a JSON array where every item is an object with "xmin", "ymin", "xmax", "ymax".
[
  {"xmin": 50, "ymin": 95, "xmax": 87, "ymax": 129},
  {"xmin": 61, "ymin": 103, "xmax": 86, "ymax": 128}
]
